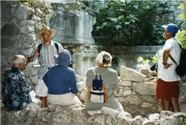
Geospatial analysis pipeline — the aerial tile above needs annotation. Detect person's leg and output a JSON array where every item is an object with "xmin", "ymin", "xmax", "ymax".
[
  {"xmin": 171, "ymin": 97, "xmax": 180, "ymax": 112},
  {"xmin": 161, "ymin": 99, "xmax": 170, "ymax": 111},
  {"xmin": 41, "ymin": 96, "xmax": 47, "ymax": 108}
]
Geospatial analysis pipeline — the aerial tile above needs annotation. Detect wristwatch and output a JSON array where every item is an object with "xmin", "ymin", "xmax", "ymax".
[{"xmin": 163, "ymin": 62, "xmax": 167, "ymax": 65}]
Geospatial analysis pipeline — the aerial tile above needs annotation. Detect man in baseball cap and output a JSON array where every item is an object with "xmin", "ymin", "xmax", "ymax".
[{"xmin": 156, "ymin": 23, "xmax": 181, "ymax": 112}]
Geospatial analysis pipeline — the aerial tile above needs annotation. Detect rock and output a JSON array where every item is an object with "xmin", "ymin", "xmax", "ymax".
[
  {"xmin": 31, "ymin": 0, "xmax": 46, "ymax": 8},
  {"xmin": 36, "ymin": 8, "xmax": 44, "ymax": 16},
  {"xmin": 117, "ymin": 115, "xmax": 132, "ymax": 125},
  {"xmin": 20, "ymin": 26, "xmax": 34, "ymax": 34},
  {"xmin": 20, "ymin": 20, "xmax": 35, "ymax": 26},
  {"xmin": 131, "ymin": 115, "xmax": 144, "ymax": 125},
  {"xmin": 140, "ymin": 67, "xmax": 151, "ymax": 77},
  {"xmin": 32, "ymin": 15, "xmax": 41, "ymax": 21},
  {"xmin": 133, "ymin": 82, "xmax": 156, "ymax": 96},
  {"xmin": 120, "ymin": 65, "xmax": 145, "ymax": 82},
  {"xmin": 16, "ymin": 5, "xmax": 35, "ymax": 20},
  {"xmin": 120, "ymin": 80, "xmax": 132, "ymax": 87},
  {"xmin": 148, "ymin": 113, "xmax": 160, "ymax": 120},
  {"xmin": 141, "ymin": 102, "xmax": 153, "ymax": 108},
  {"xmin": 77, "ymin": 80, "xmax": 85, "ymax": 91},
  {"xmin": 101, "ymin": 106, "xmax": 120, "ymax": 118},
  {"xmin": 117, "ymin": 111, "xmax": 133, "ymax": 119},
  {"xmin": 123, "ymin": 90, "xmax": 132, "ymax": 96},
  {"xmin": 180, "ymin": 104, "xmax": 186, "ymax": 112},
  {"xmin": 140, "ymin": 95, "xmax": 155, "ymax": 104},
  {"xmin": 119, "ymin": 95, "xmax": 143, "ymax": 105},
  {"xmin": 105, "ymin": 115, "xmax": 117, "ymax": 125},
  {"xmin": 71, "ymin": 107, "xmax": 87, "ymax": 125},
  {"xmin": 160, "ymin": 111, "xmax": 174, "ymax": 116},
  {"xmin": 160, "ymin": 116, "xmax": 179, "ymax": 125},
  {"xmin": 143, "ymin": 119, "xmax": 159, "ymax": 125},
  {"xmin": 87, "ymin": 114, "xmax": 105, "ymax": 125}
]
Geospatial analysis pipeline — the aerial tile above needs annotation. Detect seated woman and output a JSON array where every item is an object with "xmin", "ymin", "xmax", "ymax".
[
  {"xmin": 43, "ymin": 50, "xmax": 82, "ymax": 105},
  {"xmin": 85, "ymin": 51, "xmax": 124, "ymax": 112}
]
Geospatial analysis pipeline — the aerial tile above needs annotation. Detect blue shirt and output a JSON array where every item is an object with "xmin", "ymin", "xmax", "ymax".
[
  {"xmin": 43, "ymin": 65, "xmax": 78, "ymax": 95},
  {"xmin": 2, "ymin": 67, "xmax": 31, "ymax": 110}
]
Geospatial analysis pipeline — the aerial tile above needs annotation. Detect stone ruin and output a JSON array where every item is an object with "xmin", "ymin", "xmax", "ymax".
[
  {"xmin": 1, "ymin": 65, "xmax": 186, "ymax": 125},
  {"xmin": 1, "ymin": 0, "xmax": 186, "ymax": 124}
]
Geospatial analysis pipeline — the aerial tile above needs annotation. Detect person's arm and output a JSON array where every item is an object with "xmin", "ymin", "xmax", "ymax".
[
  {"xmin": 71, "ymin": 71, "xmax": 78, "ymax": 94},
  {"xmin": 27, "ymin": 50, "xmax": 40, "ymax": 63},
  {"xmin": 163, "ymin": 48, "xmax": 172, "ymax": 69},
  {"xmin": 113, "ymin": 71, "xmax": 120, "ymax": 95}
]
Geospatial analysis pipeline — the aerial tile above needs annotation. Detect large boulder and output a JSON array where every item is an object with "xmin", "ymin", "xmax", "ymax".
[
  {"xmin": 120, "ymin": 66, "xmax": 145, "ymax": 82},
  {"xmin": 133, "ymin": 82, "xmax": 156, "ymax": 96}
]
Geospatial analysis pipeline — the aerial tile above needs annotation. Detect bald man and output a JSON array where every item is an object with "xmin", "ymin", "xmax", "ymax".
[{"xmin": 2, "ymin": 55, "xmax": 32, "ymax": 110}]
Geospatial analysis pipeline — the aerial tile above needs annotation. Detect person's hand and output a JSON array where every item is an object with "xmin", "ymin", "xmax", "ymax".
[
  {"xmin": 34, "ymin": 50, "xmax": 40, "ymax": 57},
  {"xmin": 29, "ymin": 86, "xmax": 33, "ymax": 92},
  {"xmin": 163, "ymin": 63, "xmax": 172, "ymax": 69}
]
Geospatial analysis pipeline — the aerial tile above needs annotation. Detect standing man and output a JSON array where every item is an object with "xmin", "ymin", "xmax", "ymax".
[
  {"xmin": 28, "ymin": 26, "xmax": 63, "ymax": 107},
  {"xmin": 2, "ymin": 55, "xmax": 32, "ymax": 110},
  {"xmin": 156, "ymin": 23, "xmax": 181, "ymax": 112}
]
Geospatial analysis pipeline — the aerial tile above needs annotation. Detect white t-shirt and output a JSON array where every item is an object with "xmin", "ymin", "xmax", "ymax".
[{"xmin": 158, "ymin": 38, "xmax": 181, "ymax": 81}]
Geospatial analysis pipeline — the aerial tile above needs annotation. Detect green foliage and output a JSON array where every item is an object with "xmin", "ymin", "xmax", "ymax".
[
  {"xmin": 175, "ymin": 30, "xmax": 186, "ymax": 49},
  {"xmin": 136, "ymin": 49, "xmax": 162, "ymax": 70},
  {"xmin": 93, "ymin": 0, "xmax": 175, "ymax": 46},
  {"xmin": 14, "ymin": 0, "xmax": 32, "ymax": 6},
  {"xmin": 175, "ymin": 2, "xmax": 186, "ymax": 49}
]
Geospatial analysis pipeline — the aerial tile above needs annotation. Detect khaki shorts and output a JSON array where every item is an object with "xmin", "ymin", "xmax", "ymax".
[
  {"xmin": 35, "ymin": 79, "xmax": 48, "ymax": 97},
  {"xmin": 47, "ymin": 93, "xmax": 82, "ymax": 106}
]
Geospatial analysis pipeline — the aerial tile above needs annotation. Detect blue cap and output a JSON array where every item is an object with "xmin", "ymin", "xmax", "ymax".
[
  {"xmin": 55, "ymin": 50, "xmax": 73, "ymax": 66},
  {"xmin": 162, "ymin": 23, "xmax": 179, "ymax": 36}
]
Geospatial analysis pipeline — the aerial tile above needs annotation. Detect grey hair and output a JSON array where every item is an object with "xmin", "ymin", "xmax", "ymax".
[{"xmin": 13, "ymin": 55, "xmax": 25, "ymax": 67}]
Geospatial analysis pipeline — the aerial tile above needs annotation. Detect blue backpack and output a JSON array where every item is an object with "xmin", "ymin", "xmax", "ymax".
[{"xmin": 88, "ymin": 69, "xmax": 110, "ymax": 103}]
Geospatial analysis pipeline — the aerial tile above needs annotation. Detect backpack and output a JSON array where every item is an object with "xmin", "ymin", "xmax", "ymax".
[
  {"xmin": 37, "ymin": 42, "xmax": 59, "ymax": 56},
  {"xmin": 88, "ymin": 69, "xmax": 110, "ymax": 103},
  {"xmin": 169, "ymin": 41, "xmax": 186, "ymax": 77}
]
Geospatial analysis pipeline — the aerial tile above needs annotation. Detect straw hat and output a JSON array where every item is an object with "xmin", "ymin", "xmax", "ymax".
[{"xmin": 38, "ymin": 26, "xmax": 56, "ymax": 40}]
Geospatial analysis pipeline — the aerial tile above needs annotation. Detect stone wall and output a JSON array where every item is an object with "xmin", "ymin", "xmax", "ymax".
[
  {"xmin": 118, "ymin": 66, "xmax": 186, "ymax": 116},
  {"xmin": 1, "ymin": 103, "xmax": 186, "ymax": 125},
  {"xmin": 50, "ymin": 2, "xmax": 96, "ymax": 45},
  {"xmin": 1, "ymin": 0, "xmax": 53, "ymax": 92}
]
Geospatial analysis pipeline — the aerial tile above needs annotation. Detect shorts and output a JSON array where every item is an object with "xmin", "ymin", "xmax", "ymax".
[
  {"xmin": 156, "ymin": 78, "xmax": 180, "ymax": 100},
  {"xmin": 35, "ymin": 79, "xmax": 48, "ymax": 97},
  {"xmin": 47, "ymin": 93, "xmax": 82, "ymax": 106}
]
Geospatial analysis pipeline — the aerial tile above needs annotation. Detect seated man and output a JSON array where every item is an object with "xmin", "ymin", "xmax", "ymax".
[
  {"xmin": 85, "ymin": 51, "xmax": 124, "ymax": 112},
  {"xmin": 43, "ymin": 50, "xmax": 82, "ymax": 105},
  {"xmin": 2, "ymin": 55, "xmax": 32, "ymax": 110}
]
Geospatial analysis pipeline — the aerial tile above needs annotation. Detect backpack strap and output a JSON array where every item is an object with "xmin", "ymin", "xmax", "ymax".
[
  {"xmin": 54, "ymin": 42, "xmax": 59, "ymax": 54},
  {"xmin": 169, "ymin": 39, "xmax": 183, "ymax": 65},
  {"xmin": 92, "ymin": 68, "xmax": 110, "ymax": 79},
  {"xmin": 37, "ymin": 42, "xmax": 59, "ymax": 57},
  {"xmin": 102, "ymin": 83, "xmax": 108, "ymax": 102},
  {"xmin": 37, "ymin": 43, "xmax": 42, "ymax": 54},
  {"xmin": 88, "ymin": 84, "xmax": 92, "ymax": 100},
  {"xmin": 169, "ymin": 54, "xmax": 177, "ymax": 65}
]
